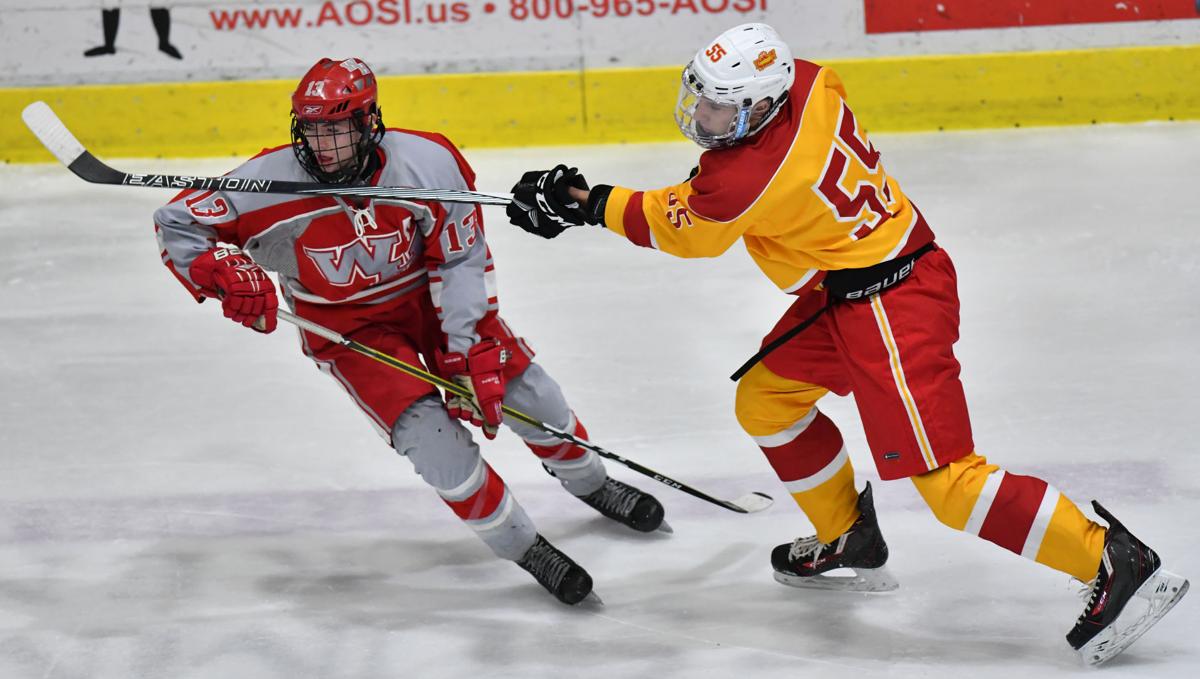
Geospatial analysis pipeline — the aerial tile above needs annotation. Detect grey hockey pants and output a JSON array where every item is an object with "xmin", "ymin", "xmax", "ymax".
[{"xmin": 390, "ymin": 362, "xmax": 605, "ymax": 560}]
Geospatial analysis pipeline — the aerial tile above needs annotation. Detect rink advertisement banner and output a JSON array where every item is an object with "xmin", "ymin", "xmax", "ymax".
[
  {"xmin": 2, "ymin": 1, "xmax": 1199, "ymax": 162},
  {"xmin": 1, "ymin": 0, "xmax": 1198, "ymax": 87},
  {"xmin": 865, "ymin": 0, "xmax": 1200, "ymax": 33},
  {"xmin": 5, "ymin": 0, "xmax": 773, "ymax": 87}
]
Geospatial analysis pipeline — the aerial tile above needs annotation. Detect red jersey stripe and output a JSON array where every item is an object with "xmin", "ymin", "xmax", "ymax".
[
  {"xmin": 387, "ymin": 128, "xmax": 477, "ymax": 189},
  {"xmin": 236, "ymin": 196, "xmax": 339, "ymax": 232},
  {"xmin": 622, "ymin": 192, "xmax": 654, "ymax": 248}
]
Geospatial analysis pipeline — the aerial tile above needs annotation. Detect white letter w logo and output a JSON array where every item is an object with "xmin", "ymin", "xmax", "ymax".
[{"xmin": 303, "ymin": 229, "xmax": 412, "ymax": 287}]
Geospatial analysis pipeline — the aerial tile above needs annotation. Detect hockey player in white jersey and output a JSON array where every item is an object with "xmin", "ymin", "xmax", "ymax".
[{"xmin": 151, "ymin": 57, "xmax": 667, "ymax": 605}]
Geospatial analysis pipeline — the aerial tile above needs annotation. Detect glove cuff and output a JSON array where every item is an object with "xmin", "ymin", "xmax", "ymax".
[
  {"xmin": 467, "ymin": 339, "xmax": 509, "ymax": 372},
  {"xmin": 584, "ymin": 185, "xmax": 613, "ymax": 227},
  {"xmin": 189, "ymin": 246, "xmax": 247, "ymax": 295},
  {"xmin": 438, "ymin": 351, "xmax": 468, "ymax": 376}
]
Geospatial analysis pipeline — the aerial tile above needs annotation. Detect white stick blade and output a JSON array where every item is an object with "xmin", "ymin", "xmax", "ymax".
[
  {"xmin": 733, "ymin": 492, "xmax": 774, "ymax": 513},
  {"xmin": 21, "ymin": 101, "xmax": 86, "ymax": 167}
]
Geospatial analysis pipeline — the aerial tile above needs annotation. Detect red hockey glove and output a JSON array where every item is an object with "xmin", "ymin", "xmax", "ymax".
[
  {"xmin": 438, "ymin": 339, "xmax": 510, "ymax": 439},
  {"xmin": 190, "ymin": 247, "xmax": 278, "ymax": 333}
]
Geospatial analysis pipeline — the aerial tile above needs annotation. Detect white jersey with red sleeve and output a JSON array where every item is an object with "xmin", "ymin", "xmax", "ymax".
[{"xmin": 153, "ymin": 128, "xmax": 497, "ymax": 353}]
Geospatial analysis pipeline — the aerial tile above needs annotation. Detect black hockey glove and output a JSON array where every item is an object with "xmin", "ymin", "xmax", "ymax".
[{"xmin": 507, "ymin": 165, "xmax": 591, "ymax": 239}]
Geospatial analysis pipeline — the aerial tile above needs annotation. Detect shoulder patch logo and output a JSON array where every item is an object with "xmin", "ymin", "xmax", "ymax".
[{"xmin": 754, "ymin": 49, "xmax": 777, "ymax": 71}]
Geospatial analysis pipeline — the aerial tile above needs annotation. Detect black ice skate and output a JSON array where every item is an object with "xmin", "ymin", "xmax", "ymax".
[
  {"xmin": 1066, "ymin": 501, "xmax": 1188, "ymax": 666},
  {"xmin": 771, "ymin": 482, "xmax": 898, "ymax": 592},
  {"xmin": 579, "ymin": 477, "xmax": 669, "ymax": 533},
  {"xmin": 516, "ymin": 534, "xmax": 597, "ymax": 605}
]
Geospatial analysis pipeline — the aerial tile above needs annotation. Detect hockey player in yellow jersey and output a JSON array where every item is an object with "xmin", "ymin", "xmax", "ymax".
[{"xmin": 505, "ymin": 22, "xmax": 1187, "ymax": 665}]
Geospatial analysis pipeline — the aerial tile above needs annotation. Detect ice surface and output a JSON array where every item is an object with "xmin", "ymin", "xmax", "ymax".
[{"xmin": 1, "ymin": 123, "xmax": 1197, "ymax": 678}]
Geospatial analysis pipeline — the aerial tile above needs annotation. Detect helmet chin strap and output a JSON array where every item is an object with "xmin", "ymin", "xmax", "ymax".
[
  {"xmin": 745, "ymin": 91, "xmax": 789, "ymax": 140},
  {"xmin": 732, "ymin": 99, "xmax": 753, "ymax": 141}
]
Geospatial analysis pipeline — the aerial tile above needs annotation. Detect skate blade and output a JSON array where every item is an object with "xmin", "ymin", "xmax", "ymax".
[
  {"xmin": 1077, "ymin": 568, "xmax": 1189, "ymax": 666},
  {"xmin": 773, "ymin": 565, "xmax": 899, "ymax": 593}
]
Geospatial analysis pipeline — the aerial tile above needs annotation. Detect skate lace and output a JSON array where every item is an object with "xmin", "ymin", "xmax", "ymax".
[
  {"xmin": 1074, "ymin": 576, "xmax": 1100, "ymax": 622},
  {"xmin": 788, "ymin": 535, "xmax": 826, "ymax": 564},
  {"xmin": 522, "ymin": 541, "xmax": 571, "ymax": 589},
  {"xmin": 588, "ymin": 479, "xmax": 640, "ymax": 518}
]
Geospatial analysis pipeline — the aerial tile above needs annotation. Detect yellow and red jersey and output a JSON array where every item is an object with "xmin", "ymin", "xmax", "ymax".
[{"xmin": 603, "ymin": 60, "xmax": 935, "ymax": 295}]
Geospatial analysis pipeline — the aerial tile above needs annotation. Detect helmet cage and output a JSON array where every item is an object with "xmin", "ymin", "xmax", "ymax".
[
  {"xmin": 674, "ymin": 62, "xmax": 788, "ymax": 150},
  {"xmin": 291, "ymin": 106, "xmax": 384, "ymax": 184},
  {"xmin": 675, "ymin": 63, "xmax": 753, "ymax": 150}
]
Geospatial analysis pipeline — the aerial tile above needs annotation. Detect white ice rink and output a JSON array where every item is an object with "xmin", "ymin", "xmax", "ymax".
[{"xmin": 1, "ymin": 122, "xmax": 1198, "ymax": 678}]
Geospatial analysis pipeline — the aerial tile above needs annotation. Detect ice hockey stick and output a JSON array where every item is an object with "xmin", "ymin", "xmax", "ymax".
[
  {"xmin": 280, "ymin": 309, "xmax": 774, "ymax": 514},
  {"xmin": 20, "ymin": 100, "xmax": 514, "ymax": 206},
  {"xmin": 22, "ymin": 100, "xmax": 773, "ymax": 514}
]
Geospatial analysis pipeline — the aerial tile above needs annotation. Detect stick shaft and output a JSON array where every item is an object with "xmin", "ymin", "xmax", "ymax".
[
  {"xmin": 278, "ymin": 310, "xmax": 757, "ymax": 513},
  {"xmin": 21, "ymin": 101, "xmax": 512, "ymax": 205}
]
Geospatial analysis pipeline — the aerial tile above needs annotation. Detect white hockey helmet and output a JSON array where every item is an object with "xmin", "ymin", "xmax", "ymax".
[{"xmin": 675, "ymin": 23, "xmax": 795, "ymax": 149}]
